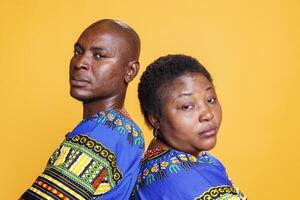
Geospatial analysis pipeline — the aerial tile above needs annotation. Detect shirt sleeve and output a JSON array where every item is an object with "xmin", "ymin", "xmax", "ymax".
[
  {"xmin": 21, "ymin": 110, "xmax": 145, "ymax": 200},
  {"xmin": 205, "ymin": 153, "xmax": 248, "ymax": 200}
]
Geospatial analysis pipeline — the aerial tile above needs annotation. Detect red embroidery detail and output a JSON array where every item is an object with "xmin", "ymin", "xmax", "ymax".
[
  {"xmin": 92, "ymin": 168, "xmax": 109, "ymax": 189},
  {"xmin": 34, "ymin": 180, "xmax": 70, "ymax": 200},
  {"xmin": 143, "ymin": 148, "xmax": 169, "ymax": 161}
]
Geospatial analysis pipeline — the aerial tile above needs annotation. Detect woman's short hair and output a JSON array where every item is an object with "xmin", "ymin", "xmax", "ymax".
[{"xmin": 138, "ymin": 54, "xmax": 213, "ymax": 128}]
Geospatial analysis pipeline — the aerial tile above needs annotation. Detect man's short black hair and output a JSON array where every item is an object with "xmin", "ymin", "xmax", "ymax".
[{"xmin": 138, "ymin": 54, "xmax": 213, "ymax": 128}]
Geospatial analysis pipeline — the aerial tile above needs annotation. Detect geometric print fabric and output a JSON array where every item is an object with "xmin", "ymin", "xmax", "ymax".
[
  {"xmin": 21, "ymin": 109, "xmax": 145, "ymax": 200},
  {"xmin": 22, "ymin": 134, "xmax": 121, "ymax": 200}
]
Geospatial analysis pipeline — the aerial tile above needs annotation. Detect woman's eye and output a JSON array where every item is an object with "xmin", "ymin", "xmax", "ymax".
[
  {"xmin": 208, "ymin": 97, "xmax": 216, "ymax": 104},
  {"xmin": 182, "ymin": 104, "xmax": 193, "ymax": 110}
]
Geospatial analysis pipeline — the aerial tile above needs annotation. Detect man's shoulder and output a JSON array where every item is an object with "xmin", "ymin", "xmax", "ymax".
[{"xmin": 87, "ymin": 109, "xmax": 144, "ymax": 149}]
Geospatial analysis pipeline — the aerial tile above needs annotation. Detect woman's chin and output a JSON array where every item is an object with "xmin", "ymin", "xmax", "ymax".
[{"xmin": 198, "ymin": 136, "xmax": 217, "ymax": 152}]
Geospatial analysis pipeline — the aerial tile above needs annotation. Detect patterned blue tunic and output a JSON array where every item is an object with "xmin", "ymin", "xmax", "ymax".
[
  {"xmin": 21, "ymin": 109, "xmax": 144, "ymax": 200},
  {"xmin": 131, "ymin": 147, "xmax": 246, "ymax": 200}
]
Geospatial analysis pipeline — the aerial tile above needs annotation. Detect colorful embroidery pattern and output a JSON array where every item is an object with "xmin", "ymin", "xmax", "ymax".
[
  {"xmin": 138, "ymin": 149, "xmax": 213, "ymax": 187},
  {"xmin": 142, "ymin": 148, "xmax": 170, "ymax": 162},
  {"xmin": 23, "ymin": 134, "xmax": 122, "ymax": 200},
  {"xmin": 195, "ymin": 185, "xmax": 247, "ymax": 200},
  {"xmin": 31, "ymin": 179, "xmax": 72, "ymax": 200},
  {"xmin": 68, "ymin": 134, "xmax": 122, "ymax": 183},
  {"xmin": 132, "ymin": 146, "xmax": 247, "ymax": 199},
  {"xmin": 92, "ymin": 110, "xmax": 144, "ymax": 148}
]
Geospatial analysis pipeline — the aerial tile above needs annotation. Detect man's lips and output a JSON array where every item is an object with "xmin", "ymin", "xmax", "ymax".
[
  {"xmin": 70, "ymin": 76, "xmax": 90, "ymax": 87},
  {"xmin": 199, "ymin": 126, "xmax": 218, "ymax": 137}
]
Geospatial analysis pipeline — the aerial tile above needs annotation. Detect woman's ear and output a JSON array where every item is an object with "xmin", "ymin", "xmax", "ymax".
[
  {"xmin": 125, "ymin": 61, "xmax": 140, "ymax": 83},
  {"xmin": 148, "ymin": 112, "xmax": 160, "ymax": 129}
]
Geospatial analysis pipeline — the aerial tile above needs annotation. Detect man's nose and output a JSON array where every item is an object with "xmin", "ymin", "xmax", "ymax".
[
  {"xmin": 74, "ymin": 54, "xmax": 90, "ymax": 70},
  {"xmin": 199, "ymin": 105, "xmax": 214, "ymax": 122}
]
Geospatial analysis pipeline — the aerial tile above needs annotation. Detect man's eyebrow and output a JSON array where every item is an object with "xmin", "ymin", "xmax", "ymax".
[
  {"xmin": 74, "ymin": 43, "xmax": 110, "ymax": 52},
  {"xmin": 90, "ymin": 46, "xmax": 109, "ymax": 52},
  {"xmin": 74, "ymin": 43, "xmax": 83, "ymax": 49}
]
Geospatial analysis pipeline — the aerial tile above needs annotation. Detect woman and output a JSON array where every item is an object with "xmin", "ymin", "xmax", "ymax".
[{"xmin": 131, "ymin": 54, "xmax": 247, "ymax": 199}]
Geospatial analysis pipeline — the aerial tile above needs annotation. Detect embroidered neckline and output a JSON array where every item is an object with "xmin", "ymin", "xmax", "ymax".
[
  {"xmin": 137, "ymin": 149, "xmax": 212, "ymax": 187},
  {"xmin": 143, "ymin": 147, "xmax": 170, "ymax": 162},
  {"xmin": 83, "ymin": 108, "xmax": 131, "ymax": 122},
  {"xmin": 72, "ymin": 108, "xmax": 144, "ymax": 148},
  {"xmin": 143, "ymin": 142, "xmax": 204, "ymax": 163},
  {"xmin": 114, "ymin": 107, "xmax": 130, "ymax": 119}
]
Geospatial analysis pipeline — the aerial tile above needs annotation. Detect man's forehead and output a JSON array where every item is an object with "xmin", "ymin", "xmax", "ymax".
[
  {"xmin": 81, "ymin": 25, "xmax": 116, "ymax": 38},
  {"xmin": 75, "ymin": 19, "xmax": 139, "ymax": 60},
  {"xmin": 82, "ymin": 21, "xmax": 129, "ymax": 38},
  {"xmin": 77, "ymin": 26, "xmax": 128, "ymax": 48}
]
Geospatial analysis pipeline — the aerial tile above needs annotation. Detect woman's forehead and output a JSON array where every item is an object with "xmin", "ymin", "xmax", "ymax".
[{"xmin": 159, "ymin": 73, "xmax": 214, "ymax": 101}]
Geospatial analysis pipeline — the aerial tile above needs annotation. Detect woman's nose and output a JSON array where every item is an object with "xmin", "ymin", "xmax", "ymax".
[{"xmin": 199, "ymin": 105, "xmax": 214, "ymax": 122}]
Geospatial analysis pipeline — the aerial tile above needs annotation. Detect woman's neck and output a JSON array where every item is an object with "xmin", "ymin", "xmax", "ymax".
[{"xmin": 148, "ymin": 135, "xmax": 202, "ymax": 157}]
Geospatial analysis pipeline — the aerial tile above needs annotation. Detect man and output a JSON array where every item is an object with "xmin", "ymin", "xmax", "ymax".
[{"xmin": 21, "ymin": 19, "xmax": 144, "ymax": 200}]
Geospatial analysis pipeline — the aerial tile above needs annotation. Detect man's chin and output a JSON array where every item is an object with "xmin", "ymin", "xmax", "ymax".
[{"xmin": 70, "ymin": 90, "xmax": 91, "ymax": 102}]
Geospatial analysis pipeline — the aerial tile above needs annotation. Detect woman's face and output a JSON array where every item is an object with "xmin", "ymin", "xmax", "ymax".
[{"xmin": 157, "ymin": 73, "xmax": 222, "ymax": 155}]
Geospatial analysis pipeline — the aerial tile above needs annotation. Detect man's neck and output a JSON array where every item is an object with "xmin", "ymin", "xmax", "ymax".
[{"xmin": 82, "ymin": 92, "xmax": 126, "ymax": 119}]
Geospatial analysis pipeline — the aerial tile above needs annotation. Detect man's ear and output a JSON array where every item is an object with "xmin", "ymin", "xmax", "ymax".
[
  {"xmin": 125, "ymin": 61, "xmax": 140, "ymax": 83},
  {"xmin": 148, "ymin": 112, "xmax": 160, "ymax": 129}
]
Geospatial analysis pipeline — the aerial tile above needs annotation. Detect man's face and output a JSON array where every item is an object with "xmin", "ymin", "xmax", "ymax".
[{"xmin": 69, "ymin": 25, "xmax": 130, "ymax": 102}]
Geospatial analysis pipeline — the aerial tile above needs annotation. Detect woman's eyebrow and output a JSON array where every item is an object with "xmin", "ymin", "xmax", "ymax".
[
  {"xmin": 176, "ymin": 92, "xmax": 193, "ymax": 99},
  {"xmin": 206, "ymin": 86, "xmax": 213, "ymax": 91}
]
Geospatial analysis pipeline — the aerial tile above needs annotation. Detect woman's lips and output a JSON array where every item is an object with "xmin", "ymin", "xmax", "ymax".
[{"xmin": 199, "ymin": 126, "xmax": 218, "ymax": 137}]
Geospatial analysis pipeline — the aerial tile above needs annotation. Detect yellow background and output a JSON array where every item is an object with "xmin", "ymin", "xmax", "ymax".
[{"xmin": 1, "ymin": 0, "xmax": 299, "ymax": 199}]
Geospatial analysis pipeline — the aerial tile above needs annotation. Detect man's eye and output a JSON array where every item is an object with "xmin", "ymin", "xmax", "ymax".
[
  {"xmin": 94, "ymin": 53, "xmax": 105, "ymax": 59},
  {"xmin": 73, "ymin": 50, "xmax": 81, "ymax": 56},
  {"xmin": 208, "ymin": 97, "xmax": 216, "ymax": 104}
]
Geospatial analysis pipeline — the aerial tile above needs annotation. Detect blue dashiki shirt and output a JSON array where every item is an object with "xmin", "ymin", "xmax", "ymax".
[
  {"xmin": 131, "ymin": 147, "xmax": 247, "ymax": 200},
  {"xmin": 21, "ymin": 109, "xmax": 145, "ymax": 200}
]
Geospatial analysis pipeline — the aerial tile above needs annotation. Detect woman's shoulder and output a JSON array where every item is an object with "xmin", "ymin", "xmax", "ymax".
[
  {"xmin": 132, "ymin": 148, "xmax": 238, "ymax": 199},
  {"xmin": 138, "ymin": 148, "xmax": 218, "ymax": 185},
  {"xmin": 204, "ymin": 152, "xmax": 227, "ymax": 174}
]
